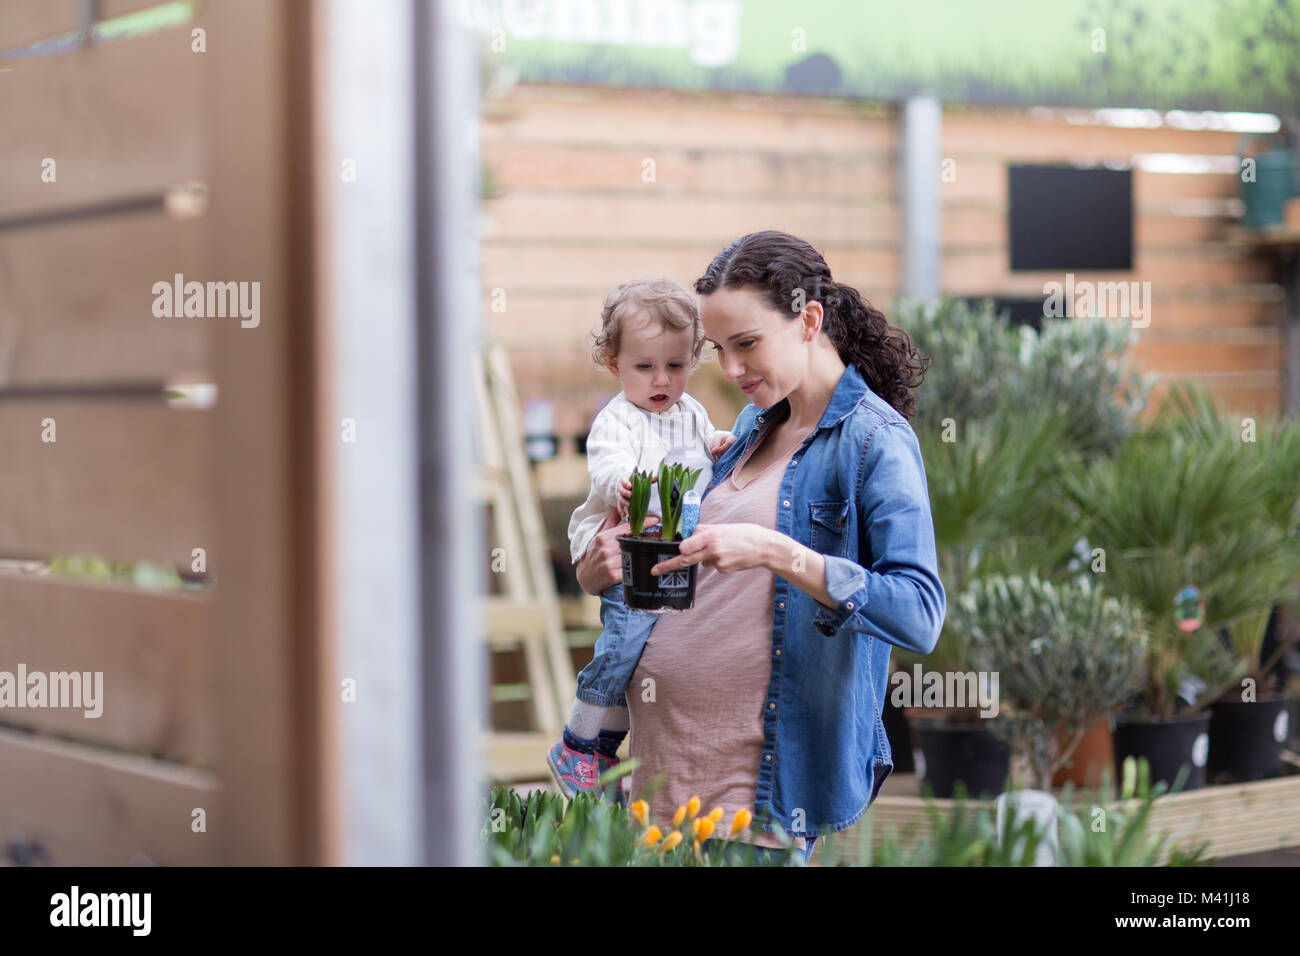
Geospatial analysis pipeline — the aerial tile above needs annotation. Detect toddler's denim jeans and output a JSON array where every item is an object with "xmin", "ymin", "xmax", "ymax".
[{"xmin": 574, "ymin": 582, "xmax": 659, "ymax": 709}]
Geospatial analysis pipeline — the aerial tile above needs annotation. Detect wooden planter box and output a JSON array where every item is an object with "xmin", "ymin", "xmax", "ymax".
[{"xmin": 820, "ymin": 767, "xmax": 1300, "ymax": 865}]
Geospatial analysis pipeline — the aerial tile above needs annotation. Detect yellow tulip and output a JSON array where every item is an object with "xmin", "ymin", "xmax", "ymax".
[
  {"xmin": 549, "ymin": 854, "xmax": 560, "ymax": 864},
  {"xmin": 660, "ymin": 830, "xmax": 684, "ymax": 852},
  {"xmin": 641, "ymin": 825, "xmax": 663, "ymax": 846},
  {"xmin": 707, "ymin": 806, "xmax": 725, "ymax": 824},
  {"xmin": 672, "ymin": 805, "xmax": 686, "ymax": 827},
  {"xmin": 693, "ymin": 817, "xmax": 715, "ymax": 841},
  {"xmin": 630, "ymin": 800, "xmax": 649, "ymax": 828},
  {"xmin": 730, "ymin": 808, "xmax": 753, "ymax": 836},
  {"xmin": 685, "ymin": 796, "xmax": 701, "ymax": 820},
  {"xmin": 693, "ymin": 839, "xmax": 701, "ymax": 855}
]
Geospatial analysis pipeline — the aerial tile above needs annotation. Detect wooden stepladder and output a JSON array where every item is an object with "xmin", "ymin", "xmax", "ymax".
[{"xmin": 473, "ymin": 339, "xmax": 576, "ymax": 782}]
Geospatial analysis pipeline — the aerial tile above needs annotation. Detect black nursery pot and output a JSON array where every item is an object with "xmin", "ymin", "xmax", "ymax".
[
  {"xmin": 617, "ymin": 533, "xmax": 698, "ymax": 612},
  {"xmin": 1113, "ymin": 710, "xmax": 1210, "ymax": 793},
  {"xmin": 1207, "ymin": 692, "xmax": 1293, "ymax": 783},
  {"xmin": 908, "ymin": 717, "xmax": 1011, "ymax": 799}
]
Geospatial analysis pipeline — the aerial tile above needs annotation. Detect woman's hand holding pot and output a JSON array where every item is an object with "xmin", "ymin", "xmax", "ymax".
[
  {"xmin": 649, "ymin": 523, "xmax": 774, "ymax": 576},
  {"xmin": 576, "ymin": 505, "xmax": 659, "ymax": 595}
]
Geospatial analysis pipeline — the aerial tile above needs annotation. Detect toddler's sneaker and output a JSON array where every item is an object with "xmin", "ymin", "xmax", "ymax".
[{"xmin": 546, "ymin": 739, "xmax": 623, "ymax": 806}]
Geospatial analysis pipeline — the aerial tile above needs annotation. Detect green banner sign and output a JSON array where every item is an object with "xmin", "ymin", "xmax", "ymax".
[{"xmin": 464, "ymin": 0, "xmax": 1300, "ymax": 114}]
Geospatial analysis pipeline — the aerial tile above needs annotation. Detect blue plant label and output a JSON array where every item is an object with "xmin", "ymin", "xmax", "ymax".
[{"xmin": 681, "ymin": 489, "xmax": 701, "ymax": 537}]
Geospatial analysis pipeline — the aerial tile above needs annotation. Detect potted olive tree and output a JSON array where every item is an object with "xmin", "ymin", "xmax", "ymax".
[
  {"xmin": 951, "ymin": 573, "xmax": 1146, "ymax": 795},
  {"xmin": 617, "ymin": 461, "xmax": 702, "ymax": 612}
]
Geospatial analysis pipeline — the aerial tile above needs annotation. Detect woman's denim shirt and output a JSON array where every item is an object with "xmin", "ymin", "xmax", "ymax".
[{"xmin": 693, "ymin": 361, "xmax": 945, "ymax": 839}]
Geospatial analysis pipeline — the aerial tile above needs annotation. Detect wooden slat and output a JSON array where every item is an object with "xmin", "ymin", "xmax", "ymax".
[
  {"xmin": 0, "ymin": 213, "xmax": 209, "ymax": 384},
  {"xmin": 941, "ymin": 251, "xmax": 1275, "ymax": 296},
  {"xmin": 0, "ymin": 725, "xmax": 219, "ymax": 865},
  {"xmin": 1130, "ymin": 341, "xmax": 1281, "ymax": 376},
  {"xmin": 484, "ymin": 729, "xmax": 551, "ymax": 783},
  {"xmin": 0, "ymin": 403, "xmax": 209, "ymax": 567},
  {"xmin": 938, "ymin": 161, "xmax": 1242, "ymax": 204},
  {"xmin": 482, "ymin": 141, "xmax": 898, "ymax": 198},
  {"xmin": 0, "ymin": 1, "xmax": 80, "ymax": 53},
  {"xmin": 482, "ymin": 242, "xmax": 897, "ymax": 295},
  {"xmin": 942, "ymin": 205, "xmax": 1236, "ymax": 246},
  {"xmin": 484, "ymin": 191, "xmax": 900, "ymax": 244},
  {"xmin": 0, "ymin": 20, "xmax": 203, "ymax": 217},
  {"xmin": 486, "ymin": 86, "xmax": 898, "ymax": 152},
  {"xmin": 0, "ymin": 574, "xmax": 213, "ymax": 764},
  {"xmin": 941, "ymin": 114, "xmax": 1242, "ymax": 160}
]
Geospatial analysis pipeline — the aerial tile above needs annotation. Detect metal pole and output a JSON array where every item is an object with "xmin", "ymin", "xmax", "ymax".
[
  {"xmin": 415, "ymin": 0, "xmax": 486, "ymax": 866},
  {"xmin": 901, "ymin": 94, "xmax": 942, "ymax": 303},
  {"xmin": 326, "ymin": 0, "xmax": 424, "ymax": 864}
]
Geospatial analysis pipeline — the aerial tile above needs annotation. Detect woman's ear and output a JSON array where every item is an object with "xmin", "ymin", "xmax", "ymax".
[{"xmin": 803, "ymin": 300, "xmax": 824, "ymax": 341}]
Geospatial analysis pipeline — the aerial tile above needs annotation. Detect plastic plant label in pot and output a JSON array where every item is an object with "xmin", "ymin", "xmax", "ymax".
[{"xmin": 995, "ymin": 789, "xmax": 1059, "ymax": 867}]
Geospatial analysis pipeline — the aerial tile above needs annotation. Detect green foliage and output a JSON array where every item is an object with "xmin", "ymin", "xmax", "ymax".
[
  {"xmin": 480, "ymin": 780, "xmax": 800, "ymax": 867},
  {"xmin": 1054, "ymin": 759, "xmax": 1211, "ymax": 867},
  {"xmin": 894, "ymin": 297, "xmax": 1152, "ymax": 680},
  {"xmin": 1013, "ymin": 314, "xmax": 1154, "ymax": 460},
  {"xmin": 899, "ymin": 296, "xmax": 1022, "ymax": 438},
  {"xmin": 899, "ymin": 297, "xmax": 1153, "ymax": 462},
  {"xmin": 1063, "ymin": 382, "xmax": 1300, "ymax": 715},
  {"xmin": 839, "ymin": 758, "xmax": 1209, "ymax": 867},
  {"xmin": 626, "ymin": 468, "xmax": 655, "ymax": 536},
  {"xmin": 45, "ymin": 554, "xmax": 193, "ymax": 590},
  {"xmin": 656, "ymin": 461, "xmax": 701, "ymax": 541},
  {"xmin": 950, "ymin": 573, "xmax": 1146, "ymax": 790}
]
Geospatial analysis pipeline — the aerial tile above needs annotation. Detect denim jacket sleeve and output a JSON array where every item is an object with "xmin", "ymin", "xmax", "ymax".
[{"xmin": 813, "ymin": 420, "xmax": 946, "ymax": 655}]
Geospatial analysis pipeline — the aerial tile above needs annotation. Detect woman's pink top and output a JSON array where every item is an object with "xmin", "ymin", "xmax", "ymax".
[{"xmin": 626, "ymin": 435, "xmax": 807, "ymax": 852}]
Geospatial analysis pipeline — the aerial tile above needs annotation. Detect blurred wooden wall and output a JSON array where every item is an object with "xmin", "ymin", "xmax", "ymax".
[
  {"xmin": 481, "ymin": 84, "xmax": 1285, "ymax": 494},
  {"xmin": 0, "ymin": 0, "xmax": 332, "ymax": 865}
]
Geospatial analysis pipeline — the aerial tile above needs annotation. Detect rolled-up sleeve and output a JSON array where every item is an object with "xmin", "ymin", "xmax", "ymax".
[{"xmin": 811, "ymin": 421, "xmax": 946, "ymax": 654}]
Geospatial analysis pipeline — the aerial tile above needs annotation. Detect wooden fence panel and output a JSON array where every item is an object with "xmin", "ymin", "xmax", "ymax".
[
  {"xmin": 0, "ymin": 575, "xmax": 214, "ymax": 765},
  {"xmin": 0, "ymin": 213, "xmax": 209, "ymax": 385},
  {"xmin": 0, "ymin": 403, "xmax": 209, "ymax": 567},
  {"xmin": 0, "ymin": 23, "xmax": 204, "ymax": 217},
  {"xmin": 0, "ymin": 726, "xmax": 218, "ymax": 865}
]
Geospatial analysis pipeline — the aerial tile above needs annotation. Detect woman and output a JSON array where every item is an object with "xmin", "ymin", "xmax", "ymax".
[{"xmin": 575, "ymin": 230, "xmax": 946, "ymax": 864}]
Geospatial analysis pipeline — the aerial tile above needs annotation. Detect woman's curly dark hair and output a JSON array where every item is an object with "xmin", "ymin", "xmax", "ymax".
[{"xmin": 694, "ymin": 230, "xmax": 929, "ymax": 421}]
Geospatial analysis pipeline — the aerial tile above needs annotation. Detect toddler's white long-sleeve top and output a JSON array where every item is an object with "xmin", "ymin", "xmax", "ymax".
[{"xmin": 567, "ymin": 391, "xmax": 732, "ymax": 566}]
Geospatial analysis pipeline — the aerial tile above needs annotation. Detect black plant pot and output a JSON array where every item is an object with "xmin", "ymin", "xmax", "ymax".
[
  {"xmin": 1113, "ymin": 710, "xmax": 1210, "ymax": 793},
  {"xmin": 907, "ymin": 716, "xmax": 1011, "ymax": 799},
  {"xmin": 1207, "ymin": 692, "xmax": 1293, "ymax": 783},
  {"xmin": 617, "ymin": 533, "xmax": 698, "ymax": 612}
]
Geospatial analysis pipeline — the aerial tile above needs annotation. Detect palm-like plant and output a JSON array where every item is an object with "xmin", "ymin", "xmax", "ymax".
[
  {"xmin": 1152, "ymin": 383, "xmax": 1300, "ymax": 694},
  {"xmin": 1062, "ymin": 383, "xmax": 1300, "ymax": 716}
]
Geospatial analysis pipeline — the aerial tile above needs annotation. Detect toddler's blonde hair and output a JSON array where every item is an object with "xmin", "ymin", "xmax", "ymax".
[{"xmin": 589, "ymin": 278, "xmax": 705, "ymax": 370}]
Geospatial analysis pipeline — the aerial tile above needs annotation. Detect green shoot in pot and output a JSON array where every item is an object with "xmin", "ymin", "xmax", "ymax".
[
  {"xmin": 627, "ymin": 468, "xmax": 655, "ymax": 536},
  {"xmin": 657, "ymin": 462, "xmax": 702, "ymax": 541}
]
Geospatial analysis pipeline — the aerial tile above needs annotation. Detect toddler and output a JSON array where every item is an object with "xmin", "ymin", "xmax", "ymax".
[{"xmin": 549, "ymin": 278, "xmax": 737, "ymax": 803}]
